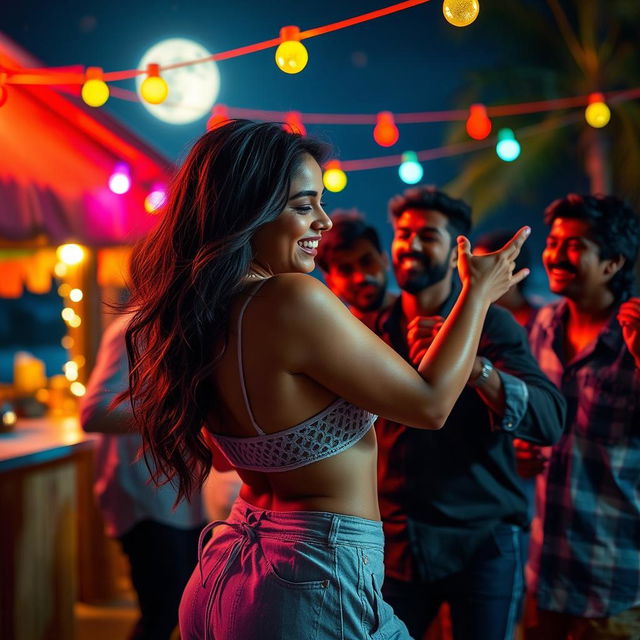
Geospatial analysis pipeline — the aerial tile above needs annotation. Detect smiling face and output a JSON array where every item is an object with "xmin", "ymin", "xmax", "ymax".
[
  {"xmin": 542, "ymin": 217, "xmax": 618, "ymax": 301},
  {"xmin": 391, "ymin": 208, "xmax": 457, "ymax": 294},
  {"xmin": 325, "ymin": 237, "xmax": 389, "ymax": 312},
  {"xmin": 251, "ymin": 154, "xmax": 332, "ymax": 274}
]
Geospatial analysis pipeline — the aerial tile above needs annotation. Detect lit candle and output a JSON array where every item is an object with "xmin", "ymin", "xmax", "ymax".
[{"xmin": 13, "ymin": 352, "xmax": 47, "ymax": 395}]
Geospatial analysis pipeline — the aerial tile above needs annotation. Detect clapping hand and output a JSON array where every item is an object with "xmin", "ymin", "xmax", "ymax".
[
  {"xmin": 618, "ymin": 297, "xmax": 640, "ymax": 368},
  {"xmin": 406, "ymin": 316, "xmax": 444, "ymax": 366}
]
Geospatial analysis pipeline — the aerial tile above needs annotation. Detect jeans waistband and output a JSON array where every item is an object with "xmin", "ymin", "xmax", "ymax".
[{"xmin": 224, "ymin": 496, "xmax": 383, "ymax": 547}]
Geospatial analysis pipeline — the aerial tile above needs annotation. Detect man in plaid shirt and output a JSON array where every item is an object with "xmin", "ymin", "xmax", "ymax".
[{"xmin": 526, "ymin": 194, "xmax": 640, "ymax": 639}]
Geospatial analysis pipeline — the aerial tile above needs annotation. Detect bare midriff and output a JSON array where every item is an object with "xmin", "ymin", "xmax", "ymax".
[{"xmin": 222, "ymin": 426, "xmax": 380, "ymax": 521}]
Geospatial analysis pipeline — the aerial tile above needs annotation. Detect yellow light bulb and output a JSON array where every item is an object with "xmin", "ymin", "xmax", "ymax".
[
  {"xmin": 443, "ymin": 0, "xmax": 480, "ymax": 27},
  {"xmin": 275, "ymin": 41, "xmax": 308, "ymax": 74},
  {"xmin": 82, "ymin": 67, "xmax": 109, "ymax": 107},
  {"xmin": 275, "ymin": 26, "xmax": 308, "ymax": 74},
  {"xmin": 585, "ymin": 100, "xmax": 611, "ymax": 128},
  {"xmin": 141, "ymin": 64, "xmax": 169, "ymax": 104},
  {"xmin": 69, "ymin": 288, "xmax": 83, "ymax": 302},
  {"xmin": 323, "ymin": 162, "xmax": 347, "ymax": 193}
]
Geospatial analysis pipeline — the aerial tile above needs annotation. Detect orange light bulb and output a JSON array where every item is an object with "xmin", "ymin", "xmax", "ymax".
[
  {"xmin": 373, "ymin": 111, "xmax": 399, "ymax": 147},
  {"xmin": 207, "ymin": 104, "xmax": 229, "ymax": 131}
]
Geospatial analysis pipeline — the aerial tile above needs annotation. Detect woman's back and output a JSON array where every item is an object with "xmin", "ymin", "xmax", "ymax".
[{"xmin": 208, "ymin": 275, "xmax": 381, "ymax": 520}]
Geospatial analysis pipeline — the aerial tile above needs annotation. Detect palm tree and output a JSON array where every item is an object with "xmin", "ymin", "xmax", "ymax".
[{"xmin": 444, "ymin": 0, "xmax": 640, "ymax": 217}]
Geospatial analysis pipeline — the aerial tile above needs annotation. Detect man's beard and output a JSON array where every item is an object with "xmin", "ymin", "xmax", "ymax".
[
  {"xmin": 353, "ymin": 279, "xmax": 387, "ymax": 312},
  {"xmin": 395, "ymin": 255, "xmax": 449, "ymax": 294}
]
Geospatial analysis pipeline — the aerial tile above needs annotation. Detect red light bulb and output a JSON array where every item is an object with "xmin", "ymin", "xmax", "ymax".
[
  {"xmin": 466, "ymin": 104, "xmax": 491, "ymax": 140},
  {"xmin": 373, "ymin": 111, "xmax": 399, "ymax": 147},
  {"xmin": 283, "ymin": 111, "xmax": 306, "ymax": 135}
]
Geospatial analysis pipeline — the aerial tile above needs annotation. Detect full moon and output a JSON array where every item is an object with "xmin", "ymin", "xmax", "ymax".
[{"xmin": 136, "ymin": 38, "xmax": 220, "ymax": 124}]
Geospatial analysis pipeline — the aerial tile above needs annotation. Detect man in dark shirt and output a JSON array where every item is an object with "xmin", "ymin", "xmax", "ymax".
[{"xmin": 375, "ymin": 186, "xmax": 566, "ymax": 640}]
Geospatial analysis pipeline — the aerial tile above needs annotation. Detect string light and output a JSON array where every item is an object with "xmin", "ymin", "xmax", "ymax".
[
  {"xmin": 398, "ymin": 151, "xmax": 423, "ymax": 184},
  {"xmin": 275, "ymin": 26, "xmax": 308, "ymax": 74},
  {"xmin": 284, "ymin": 111, "xmax": 306, "ymax": 135},
  {"xmin": 57, "ymin": 283, "xmax": 72, "ymax": 297},
  {"xmin": 323, "ymin": 160, "xmax": 347, "ymax": 192},
  {"xmin": 585, "ymin": 92, "xmax": 611, "ymax": 128},
  {"xmin": 81, "ymin": 67, "xmax": 109, "ymax": 107},
  {"xmin": 5, "ymin": 1, "xmax": 430, "ymax": 89},
  {"xmin": 218, "ymin": 87, "xmax": 640, "ymax": 126},
  {"xmin": 63, "ymin": 361, "xmax": 79, "ymax": 382},
  {"xmin": 442, "ymin": 0, "xmax": 480, "ymax": 27},
  {"xmin": 56, "ymin": 244, "xmax": 85, "ymax": 266},
  {"xmin": 207, "ymin": 104, "xmax": 229, "ymax": 131},
  {"xmin": 69, "ymin": 288, "xmax": 83, "ymax": 302},
  {"xmin": 2, "ymin": 409, "xmax": 17, "ymax": 427},
  {"xmin": 496, "ymin": 128, "xmax": 521, "ymax": 162},
  {"xmin": 466, "ymin": 104, "xmax": 491, "ymax": 140},
  {"xmin": 109, "ymin": 163, "xmax": 131, "ymax": 194},
  {"xmin": 54, "ymin": 263, "xmax": 68, "ymax": 277},
  {"xmin": 374, "ymin": 111, "xmax": 399, "ymax": 147},
  {"xmin": 70, "ymin": 382, "xmax": 86, "ymax": 397},
  {"xmin": 144, "ymin": 186, "xmax": 167, "ymax": 214},
  {"xmin": 140, "ymin": 63, "xmax": 169, "ymax": 105}
]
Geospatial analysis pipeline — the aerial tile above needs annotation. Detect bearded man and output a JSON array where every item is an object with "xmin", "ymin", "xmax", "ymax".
[{"xmin": 374, "ymin": 186, "xmax": 566, "ymax": 640}]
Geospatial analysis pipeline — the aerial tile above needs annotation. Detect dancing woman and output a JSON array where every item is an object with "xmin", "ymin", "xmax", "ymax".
[{"xmin": 124, "ymin": 120, "xmax": 529, "ymax": 639}]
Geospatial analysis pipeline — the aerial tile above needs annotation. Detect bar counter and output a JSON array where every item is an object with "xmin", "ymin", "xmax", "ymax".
[
  {"xmin": 0, "ymin": 416, "xmax": 102, "ymax": 640},
  {"xmin": 0, "ymin": 415, "xmax": 96, "ymax": 471}
]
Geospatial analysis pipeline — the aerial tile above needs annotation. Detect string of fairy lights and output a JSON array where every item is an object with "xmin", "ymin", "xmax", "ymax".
[{"xmin": 0, "ymin": 0, "xmax": 633, "ymax": 203}]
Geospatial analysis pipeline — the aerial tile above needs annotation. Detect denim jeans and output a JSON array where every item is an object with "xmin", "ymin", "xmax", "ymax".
[
  {"xmin": 383, "ymin": 524, "xmax": 525, "ymax": 640},
  {"xmin": 179, "ymin": 497, "xmax": 412, "ymax": 639}
]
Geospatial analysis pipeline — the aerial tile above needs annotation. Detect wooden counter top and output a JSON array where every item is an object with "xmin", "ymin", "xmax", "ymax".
[{"xmin": 0, "ymin": 415, "xmax": 97, "ymax": 472}]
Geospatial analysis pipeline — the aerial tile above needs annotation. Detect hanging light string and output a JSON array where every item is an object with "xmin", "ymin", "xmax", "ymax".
[
  {"xmin": 221, "ymin": 87, "xmax": 640, "ymax": 124},
  {"xmin": 340, "ymin": 110, "xmax": 584, "ymax": 171},
  {"xmin": 2, "ymin": 0, "xmax": 431, "ymax": 86}
]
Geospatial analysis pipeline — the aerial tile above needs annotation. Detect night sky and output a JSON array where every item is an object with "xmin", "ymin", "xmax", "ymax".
[
  {"xmin": 3, "ymin": 2, "xmax": 509, "ymax": 233},
  {"xmin": 2, "ymin": 0, "xmax": 604, "ymax": 292}
]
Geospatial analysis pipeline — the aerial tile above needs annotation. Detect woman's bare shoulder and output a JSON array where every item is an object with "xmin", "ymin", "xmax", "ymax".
[
  {"xmin": 257, "ymin": 273, "xmax": 336, "ymax": 311},
  {"xmin": 248, "ymin": 273, "xmax": 349, "ymax": 339}
]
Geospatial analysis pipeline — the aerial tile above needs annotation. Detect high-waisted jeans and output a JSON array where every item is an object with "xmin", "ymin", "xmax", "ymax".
[{"xmin": 179, "ymin": 496, "xmax": 412, "ymax": 639}]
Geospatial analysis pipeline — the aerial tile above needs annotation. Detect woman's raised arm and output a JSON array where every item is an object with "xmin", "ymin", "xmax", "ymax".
[{"xmin": 269, "ymin": 227, "xmax": 531, "ymax": 430}]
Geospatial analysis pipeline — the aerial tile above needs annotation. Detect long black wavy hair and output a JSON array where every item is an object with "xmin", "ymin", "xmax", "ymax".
[{"xmin": 123, "ymin": 120, "xmax": 330, "ymax": 502}]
